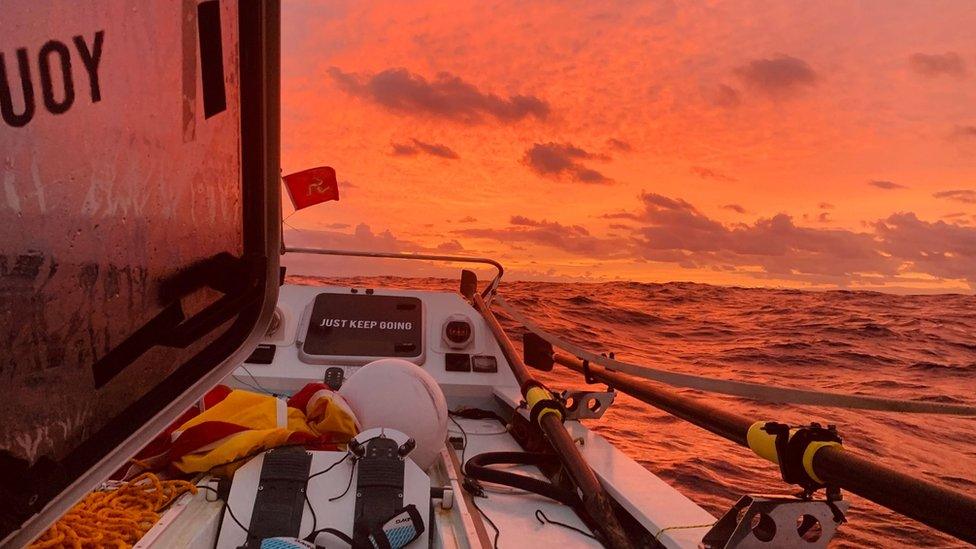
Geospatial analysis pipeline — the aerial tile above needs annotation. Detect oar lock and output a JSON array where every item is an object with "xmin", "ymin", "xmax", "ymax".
[
  {"xmin": 702, "ymin": 422, "xmax": 848, "ymax": 548},
  {"xmin": 747, "ymin": 421, "xmax": 844, "ymax": 495}
]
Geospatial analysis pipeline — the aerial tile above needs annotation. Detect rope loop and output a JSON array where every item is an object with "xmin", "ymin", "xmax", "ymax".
[{"xmin": 28, "ymin": 471, "xmax": 197, "ymax": 548}]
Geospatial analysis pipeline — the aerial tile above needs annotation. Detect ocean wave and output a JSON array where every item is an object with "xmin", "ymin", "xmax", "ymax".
[
  {"xmin": 908, "ymin": 361, "xmax": 976, "ymax": 373},
  {"xmin": 566, "ymin": 295, "xmax": 596, "ymax": 306}
]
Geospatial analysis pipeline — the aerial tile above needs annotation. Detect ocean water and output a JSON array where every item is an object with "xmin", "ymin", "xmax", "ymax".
[{"xmin": 292, "ymin": 276, "xmax": 976, "ymax": 548}]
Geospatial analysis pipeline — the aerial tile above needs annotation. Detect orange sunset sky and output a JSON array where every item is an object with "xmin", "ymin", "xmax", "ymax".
[{"xmin": 278, "ymin": 1, "xmax": 976, "ymax": 293}]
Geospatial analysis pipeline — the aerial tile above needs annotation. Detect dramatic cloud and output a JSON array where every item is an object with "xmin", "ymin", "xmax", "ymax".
[
  {"xmin": 456, "ymin": 216, "xmax": 628, "ymax": 257},
  {"xmin": 702, "ymin": 83, "xmax": 741, "ymax": 108},
  {"xmin": 436, "ymin": 240, "xmax": 464, "ymax": 252},
  {"xmin": 909, "ymin": 52, "xmax": 967, "ymax": 78},
  {"xmin": 868, "ymin": 180, "xmax": 908, "ymax": 190},
  {"xmin": 412, "ymin": 140, "xmax": 460, "ymax": 159},
  {"xmin": 733, "ymin": 55, "xmax": 818, "ymax": 99},
  {"xmin": 284, "ymin": 223, "xmax": 421, "ymax": 254},
  {"xmin": 522, "ymin": 142, "xmax": 612, "ymax": 183},
  {"xmin": 328, "ymin": 67, "xmax": 550, "ymax": 123},
  {"xmin": 606, "ymin": 138, "xmax": 632, "ymax": 152},
  {"xmin": 282, "ymin": 225, "xmax": 475, "ymax": 266},
  {"xmin": 463, "ymin": 193, "xmax": 976, "ymax": 287},
  {"xmin": 933, "ymin": 189, "xmax": 976, "ymax": 204},
  {"xmin": 690, "ymin": 166, "xmax": 736, "ymax": 182},
  {"xmin": 628, "ymin": 192, "xmax": 975, "ymax": 285},
  {"xmin": 511, "ymin": 215, "xmax": 543, "ymax": 226},
  {"xmin": 874, "ymin": 213, "xmax": 976, "ymax": 282},
  {"xmin": 391, "ymin": 139, "xmax": 460, "ymax": 159},
  {"xmin": 281, "ymin": 3, "xmax": 976, "ymax": 290},
  {"xmin": 391, "ymin": 143, "xmax": 418, "ymax": 156}
]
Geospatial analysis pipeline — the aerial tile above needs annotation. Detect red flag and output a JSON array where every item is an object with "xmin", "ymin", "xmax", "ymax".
[{"xmin": 283, "ymin": 166, "xmax": 339, "ymax": 210}]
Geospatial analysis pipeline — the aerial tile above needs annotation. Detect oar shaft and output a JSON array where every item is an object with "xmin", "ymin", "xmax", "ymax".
[
  {"xmin": 814, "ymin": 447, "xmax": 976, "ymax": 545},
  {"xmin": 554, "ymin": 352, "xmax": 751, "ymax": 445},
  {"xmin": 553, "ymin": 351, "xmax": 976, "ymax": 545},
  {"xmin": 470, "ymin": 294, "xmax": 633, "ymax": 549}
]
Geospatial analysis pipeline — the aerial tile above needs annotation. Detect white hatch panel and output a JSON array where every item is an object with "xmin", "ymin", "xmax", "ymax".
[
  {"xmin": 297, "ymin": 293, "xmax": 426, "ymax": 366},
  {"xmin": 231, "ymin": 284, "xmax": 519, "ymax": 396}
]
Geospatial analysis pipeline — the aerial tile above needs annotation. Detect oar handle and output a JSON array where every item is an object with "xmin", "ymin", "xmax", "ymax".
[{"xmin": 550, "ymin": 350, "xmax": 976, "ymax": 545}]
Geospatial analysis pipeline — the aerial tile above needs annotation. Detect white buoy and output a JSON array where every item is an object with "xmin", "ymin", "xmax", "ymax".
[{"xmin": 339, "ymin": 358, "xmax": 448, "ymax": 470}]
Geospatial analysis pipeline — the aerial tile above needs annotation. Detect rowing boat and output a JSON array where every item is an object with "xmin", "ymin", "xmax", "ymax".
[{"xmin": 3, "ymin": 2, "xmax": 975, "ymax": 548}]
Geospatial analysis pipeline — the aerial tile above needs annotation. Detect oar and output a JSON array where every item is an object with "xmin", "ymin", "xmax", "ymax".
[
  {"xmin": 523, "ymin": 334, "xmax": 976, "ymax": 545},
  {"xmin": 460, "ymin": 271, "xmax": 633, "ymax": 549}
]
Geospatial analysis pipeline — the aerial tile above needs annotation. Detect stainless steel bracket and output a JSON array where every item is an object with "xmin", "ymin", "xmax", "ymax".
[
  {"xmin": 560, "ymin": 390, "xmax": 615, "ymax": 420},
  {"xmin": 701, "ymin": 494, "xmax": 849, "ymax": 548}
]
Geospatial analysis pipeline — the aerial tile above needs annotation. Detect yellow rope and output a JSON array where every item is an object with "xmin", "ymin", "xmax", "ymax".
[
  {"xmin": 653, "ymin": 521, "xmax": 716, "ymax": 540},
  {"xmin": 28, "ymin": 472, "xmax": 198, "ymax": 549}
]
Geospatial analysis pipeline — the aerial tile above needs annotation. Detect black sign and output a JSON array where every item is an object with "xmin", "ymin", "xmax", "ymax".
[{"xmin": 303, "ymin": 293, "xmax": 423, "ymax": 359}]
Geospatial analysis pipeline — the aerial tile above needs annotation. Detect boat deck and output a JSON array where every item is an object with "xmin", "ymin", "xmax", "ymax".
[
  {"xmin": 138, "ymin": 282, "xmax": 715, "ymax": 548},
  {"xmin": 443, "ymin": 415, "xmax": 603, "ymax": 547}
]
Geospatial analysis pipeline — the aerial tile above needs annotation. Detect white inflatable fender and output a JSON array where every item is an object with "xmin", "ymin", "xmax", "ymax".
[{"xmin": 339, "ymin": 358, "xmax": 448, "ymax": 470}]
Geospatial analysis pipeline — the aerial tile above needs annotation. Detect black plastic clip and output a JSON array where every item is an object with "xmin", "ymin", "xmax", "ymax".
[
  {"xmin": 581, "ymin": 358, "xmax": 596, "ymax": 384},
  {"xmin": 762, "ymin": 421, "xmax": 845, "ymax": 523},
  {"xmin": 598, "ymin": 352, "xmax": 617, "ymax": 391},
  {"xmin": 825, "ymin": 486, "xmax": 847, "ymax": 524},
  {"xmin": 582, "ymin": 351, "xmax": 616, "ymax": 385}
]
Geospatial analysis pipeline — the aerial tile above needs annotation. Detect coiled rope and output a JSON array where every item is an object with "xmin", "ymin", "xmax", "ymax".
[
  {"xmin": 28, "ymin": 472, "xmax": 198, "ymax": 549},
  {"xmin": 494, "ymin": 296, "xmax": 976, "ymax": 416}
]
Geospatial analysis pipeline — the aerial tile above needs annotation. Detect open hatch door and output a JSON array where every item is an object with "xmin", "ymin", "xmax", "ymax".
[{"xmin": 0, "ymin": 1, "xmax": 281, "ymax": 545}]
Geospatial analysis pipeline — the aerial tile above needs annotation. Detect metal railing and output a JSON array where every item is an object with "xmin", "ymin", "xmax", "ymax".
[{"xmin": 282, "ymin": 246, "xmax": 505, "ymax": 299}]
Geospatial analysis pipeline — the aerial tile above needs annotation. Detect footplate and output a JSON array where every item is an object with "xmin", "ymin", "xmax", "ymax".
[
  {"xmin": 353, "ymin": 437, "xmax": 406, "ymax": 547},
  {"xmin": 245, "ymin": 447, "xmax": 313, "ymax": 546}
]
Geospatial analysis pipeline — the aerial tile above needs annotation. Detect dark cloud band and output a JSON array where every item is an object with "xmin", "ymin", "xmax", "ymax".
[
  {"xmin": 329, "ymin": 67, "xmax": 550, "ymax": 123},
  {"xmin": 391, "ymin": 138, "xmax": 460, "ymax": 159},
  {"xmin": 522, "ymin": 142, "xmax": 612, "ymax": 183},
  {"xmin": 733, "ymin": 55, "xmax": 818, "ymax": 99},
  {"xmin": 461, "ymin": 192, "xmax": 976, "ymax": 288}
]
